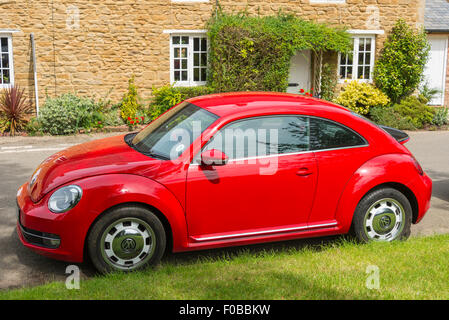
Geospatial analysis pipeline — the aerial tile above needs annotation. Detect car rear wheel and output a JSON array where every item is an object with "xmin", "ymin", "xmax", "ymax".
[
  {"xmin": 87, "ymin": 205, "xmax": 166, "ymax": 274},
  {"xmin": 352, "ymin": 188, "xmax": 412, "ymax": 243}
]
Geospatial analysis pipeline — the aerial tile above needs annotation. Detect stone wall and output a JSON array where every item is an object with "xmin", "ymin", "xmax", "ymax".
[{"xmin": 0, "ymin": 0, "xmax": 425, "ymax": 109}]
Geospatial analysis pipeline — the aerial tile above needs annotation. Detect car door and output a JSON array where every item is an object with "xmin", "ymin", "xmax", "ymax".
[
  {"xmin": 307, "ymin": 116, "xmax": 371, "ymax": 224},
  {"xmin": 185, "ymin": 115, "xmax": 318, "ymax": 242}
]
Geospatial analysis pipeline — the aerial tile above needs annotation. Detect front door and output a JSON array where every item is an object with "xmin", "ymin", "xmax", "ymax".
[
  {"xmin": 423, "ymin": 36, "xmax": 448, "ymax": 105},
  {"xmin": 287, "ymin": 50, "xmax": 312, "ymax": 94},
  {"xmin": 185, "ymin": 115, "xmax": 318, "ymax": 241}
]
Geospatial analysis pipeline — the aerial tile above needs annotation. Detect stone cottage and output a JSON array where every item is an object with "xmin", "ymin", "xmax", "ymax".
[{"xmin": 0, "ymin": 0, "xmax": 426, "ymax": 112}]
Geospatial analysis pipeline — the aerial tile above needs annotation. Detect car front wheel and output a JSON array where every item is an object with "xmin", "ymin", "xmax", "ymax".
[
  {"xmin": 87, "ymin": 205, "xmax": 166, "ymax": 273},
  {"xmin": 352, "ymin": 188, "xmax": 412, "ymax": 242}
]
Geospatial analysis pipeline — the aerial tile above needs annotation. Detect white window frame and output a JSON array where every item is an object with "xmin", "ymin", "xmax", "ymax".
[
  {"xmin": 167, "ymin": 32, "xmax": 208, "ymax": 87},
  {"xmin": 338, "ymin": 35, "xmax": 376, "ymax": 83},
  {"xmin": 0, "ymin": 33, "xmax": 14, "ymax": 89}
]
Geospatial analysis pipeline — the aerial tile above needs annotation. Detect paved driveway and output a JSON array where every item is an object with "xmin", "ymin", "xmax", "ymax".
[{"xmin": 0, "ymin": 131, "xmax": 447, "ymax": 290}]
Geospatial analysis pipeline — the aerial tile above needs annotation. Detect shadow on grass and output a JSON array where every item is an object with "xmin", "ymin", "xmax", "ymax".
[{"xmin": 162, "ymin": 235, "xmax": 347, "ymax": 267}]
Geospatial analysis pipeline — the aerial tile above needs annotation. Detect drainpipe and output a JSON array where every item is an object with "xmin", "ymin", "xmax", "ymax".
[{"xmin": 30, "ymin": 33, "xmax": 39, "ymax": 116}]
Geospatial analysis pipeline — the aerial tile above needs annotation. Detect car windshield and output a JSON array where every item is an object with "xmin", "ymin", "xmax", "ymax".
[{"xmin": 131, "ymin": 102, "xmax": 219, "ymax": 160}]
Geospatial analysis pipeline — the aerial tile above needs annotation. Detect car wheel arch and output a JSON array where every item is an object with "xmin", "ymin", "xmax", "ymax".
[
  {"xmin": 82, "ymin": 201, "xmax": 174, "ymax": 263},
  {"xmin": 334, "ymin": 154, "xmax": 421, "ymax": 232}
]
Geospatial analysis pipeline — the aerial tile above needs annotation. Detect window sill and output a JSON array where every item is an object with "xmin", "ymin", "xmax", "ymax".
[
  {"xmin": 338, "ymin": 79, "xmax": 373, "ymax": 84},
  {"xmin": 172, "ymin": 82, "xmax": 207, "ymax": 87}
]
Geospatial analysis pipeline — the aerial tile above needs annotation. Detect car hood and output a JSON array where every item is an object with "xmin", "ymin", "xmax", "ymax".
[{"xmin": 28, "ymin": 134, "xmax": 162, "ymax": 202}]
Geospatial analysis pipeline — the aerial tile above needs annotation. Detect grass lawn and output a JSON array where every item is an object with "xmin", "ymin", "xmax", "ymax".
[{"xmin": 1, "ymin": 235, "xmax": 448, "ymax": 300}]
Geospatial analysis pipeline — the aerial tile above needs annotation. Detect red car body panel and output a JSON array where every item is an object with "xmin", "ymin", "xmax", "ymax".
[{"xmin": 16, "ymin": 92, "xmax": 432, "ymax": 263}]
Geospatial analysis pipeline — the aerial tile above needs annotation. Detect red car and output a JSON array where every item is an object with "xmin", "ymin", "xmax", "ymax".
[{"xmin": 17, "ymin": 92, "xmax": 432, "ymax": 273}]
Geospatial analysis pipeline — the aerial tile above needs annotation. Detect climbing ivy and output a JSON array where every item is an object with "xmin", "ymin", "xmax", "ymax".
[{"xmin": 207, "ymin": 12, "xmax": 352, "ymax": 93}]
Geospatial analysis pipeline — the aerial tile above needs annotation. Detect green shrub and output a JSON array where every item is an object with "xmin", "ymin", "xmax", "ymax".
[
  {"xmin": 207, "ymin": 12, "xmax": 351, "ymax": 92},
  {"xmin": 334, "ymin": 81, "xmax": 390, "ymax": 115},
  {"xmin": 392, "ymin": 95, "xmax": 435, "ymax": 129},
  {"xmin": 374, "ymin": 19, "xmax": 430, "ymax": 103},
  {"xmin": 419, "ymin": 83, "xmax": 441, "ymax": 104},
  {"xmin": 39, "ymin": 93, "xmax": 102, "ymax": 135},
  {"xmin": 102, "ymin": 103, "xmax": 123, "ymax": 127},
  {"xmin": 149, "ymin": 85, "xmax": 214, "ymax": 119},
  {"xmin": 120, "ymin": 76, "xmax": 140, "ymax": 121},
  {"xmin": 25, "ymin": 117, "xmax": 43, "ymax": 136},
  {"xmin": 432, "ymin": 107, "xmax": 448, "ymax": 126},
  {"xmin": 369, "ymin": 106, "xmax": 416, "ymax": 130}
]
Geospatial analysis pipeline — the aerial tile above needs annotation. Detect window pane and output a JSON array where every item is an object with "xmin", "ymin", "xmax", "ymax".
[
  {"xmin": 0, "ymin": 70, "xmax": 2, "ymax": 84},
  {"xmin": 365, "ymin": 66, "xmax": 371, "ymax": 79},
  {"xmin": 194, "ymin": 38, "xmax": 199, "ymax": 51},
  {"xmin": 182, "ymin": 59, "xmax": 187, "ymax": 70},
  {"xmin": 204, "ymin": 116, "xmax": 310, "ymax": 160},
  {"xmin": 182, "ymin": 71, "xmax": 188, "ymax": 81},
  {"xmin": 174, "ymin": 48, "xmax": 180, "ymax": 58},
  {"xmin": 2, "ymin": 69, "xmax": 10, "ymax": 84},
  {"xmin": 174, "ymin": 59, "xmax": 180, "ymax": 70},
  {"xmin": 181, "ymin": 36, "xmax": 189, "ymax": 44},
  {"xmin": 358, "ymin": 66, "xmax": 363, "ymax": 79},
  {"xmin": 2, "ymin": 54, "xmax": 9, "ymax": 68},
  {"xmin": 310, "ymin": 118, "xmax": 365, "ymax": 150},
  {"xmin": 347, "ymin": 66, "xmax": 352, "ymax": 78},
  {"xmin": 181, "ymin": 48, "xmax": 187, "ymax": 58},
  {"xmin": 1, "ymin": 38, "xmax": 8, "ymax": 53},
  {"xmin": 366, "ymin": 53, "xmax": 371, "ymax": 64},
  {"xmin": 172, "ymin": 36, "xmax": 180, "ymax": 45},
  {"xmin": 359, "ymin": 39, "xmax": 365, "ymax": 52},
  {"xmin": 340, "ymin": 54, "xmax": 346, "ymax": 65},
  {"xmin": 201, "ymin": 38, "xmax": 207, "ymax": 51},
  {"xmin": 201, "ymin": 68, "xmax": 207, "ymax": 82},
  {"xmin": 194, "ymin": 53, "xmax": 199, "ymax": 67},
  {"xmin": 133, "ymin": 102, "xmax": 219, "ymax": 160},
  {"xmin": 194, "ymin": 68, "xmax": 199, "ymax": 82},
  {"xmin": 201, "ymin": 53, "xmax": 207, "ymax": 67},
  {"xmin": 358, "ymin": 52, "xmax": 364, "ymax": 65},
  {"xmin": 365, "ymin": 38, "xmax": 371, "ymax": 51},
  {"xmin": 174, "ymin": 71, "xmax": 180, "ymax": 81}
]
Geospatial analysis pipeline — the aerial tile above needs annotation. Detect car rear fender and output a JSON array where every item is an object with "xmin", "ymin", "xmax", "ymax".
[{"xmin": 335, "ymin": 153, "xmax": 419, "ymax": 233}]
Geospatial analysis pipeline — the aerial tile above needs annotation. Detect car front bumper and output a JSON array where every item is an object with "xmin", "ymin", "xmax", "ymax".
[{"xmin": 16, "ymin": 183, "xmax": 86, "ymax": 263}]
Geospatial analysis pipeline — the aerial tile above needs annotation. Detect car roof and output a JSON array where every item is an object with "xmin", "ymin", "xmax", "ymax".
[{"xmin": 187, "ymin": 91, "xmax": 350, "ymax": 117}]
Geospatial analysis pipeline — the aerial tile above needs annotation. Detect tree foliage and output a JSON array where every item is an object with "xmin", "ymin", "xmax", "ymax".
[{"xmin": 373, "ymin": 19, "xmax": 430, "ymax": 103}]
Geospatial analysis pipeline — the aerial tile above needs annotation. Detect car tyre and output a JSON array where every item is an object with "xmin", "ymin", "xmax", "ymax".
[
  {"xmin": 352, "ymin": 188, "xmax": 412, "ymax": 243},
  {"xmin": 87, "ymin": 205, "xmax": 166, "ymax": 274}
]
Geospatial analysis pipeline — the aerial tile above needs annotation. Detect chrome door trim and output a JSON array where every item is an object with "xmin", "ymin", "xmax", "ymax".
[{"xmin": 191, "ymin": 222, "xmax": 338, "ymax": 242}]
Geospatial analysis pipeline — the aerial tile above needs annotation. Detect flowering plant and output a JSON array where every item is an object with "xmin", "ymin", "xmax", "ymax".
[
  {"xmin": 299, "ymin": 88, "xmax": 314, "ymax": 97},
  {"xmin": 126, "ymin": 116, "xmax": 145, "ymax": 131}
]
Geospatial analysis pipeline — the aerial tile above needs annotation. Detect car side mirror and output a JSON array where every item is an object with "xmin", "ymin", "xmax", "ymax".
[{"xmin": 200, "ymin": 149, "xmax": 229, "ymax": 166}]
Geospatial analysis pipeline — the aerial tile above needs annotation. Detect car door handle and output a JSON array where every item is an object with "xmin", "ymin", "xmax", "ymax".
[{"xmin": 296, "ymin": 167, "xmax": 313, "ymax": 177}]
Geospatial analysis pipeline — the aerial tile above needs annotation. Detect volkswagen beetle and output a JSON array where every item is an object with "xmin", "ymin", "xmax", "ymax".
[{"xmin": 17, "ymin": 92, "xmax": 432, "ymax": 273}]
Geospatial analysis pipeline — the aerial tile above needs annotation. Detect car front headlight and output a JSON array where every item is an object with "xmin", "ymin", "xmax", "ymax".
[{"xmin": 48, "ymin": 185, "xmax": 83, "ymax": 213}]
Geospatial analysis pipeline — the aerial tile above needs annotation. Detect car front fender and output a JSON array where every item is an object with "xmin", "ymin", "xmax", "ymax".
[{"xmin": 69, "ymin": 174, "xmax": 189, "ymax": 257}]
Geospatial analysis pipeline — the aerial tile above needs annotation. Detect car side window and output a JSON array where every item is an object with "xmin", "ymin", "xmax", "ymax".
[
  {"xmin": 309, "ymin": 117, "xmax": 366, "ymax": 151},
  {"xmin": 202, "ymin": 116, "xmax": 310, "ymax": 161}
]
